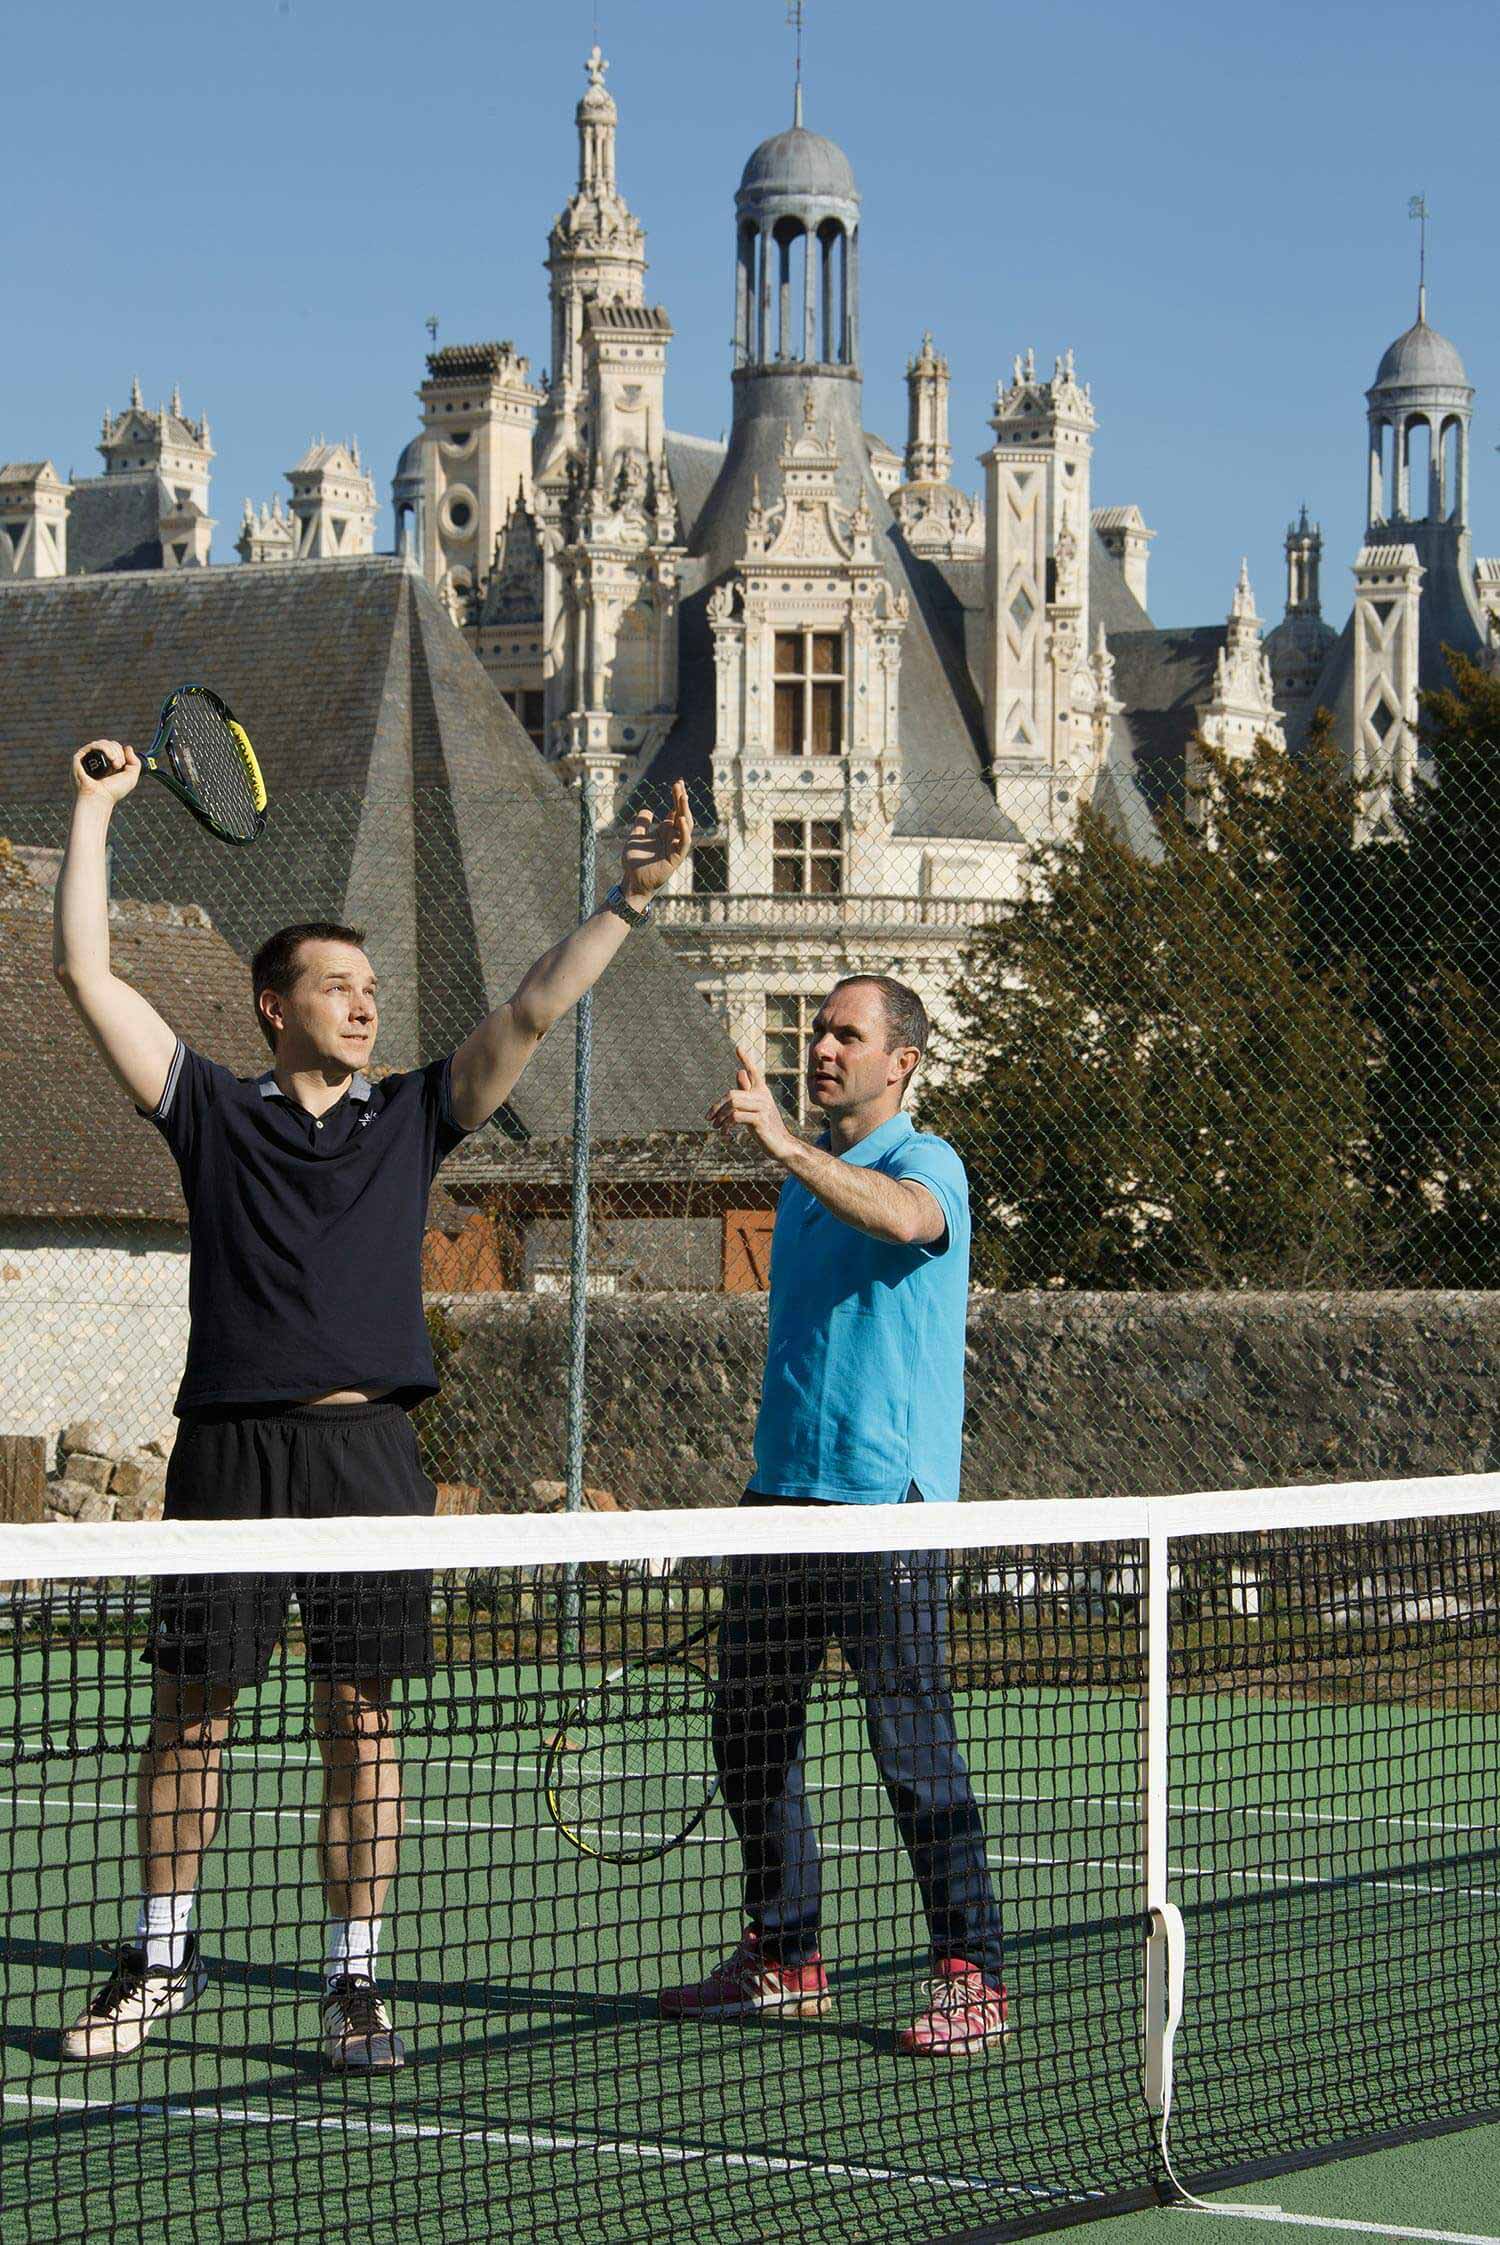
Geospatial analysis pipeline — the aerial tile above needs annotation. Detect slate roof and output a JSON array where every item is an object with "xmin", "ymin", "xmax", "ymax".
[
  {"xmin": 1105, "ymin": 626, "xmax": 1226, "ymax": 823},
  {"xmin": 663, "ymin": 431, "xmax": 726, "ymax": 547},
  {"xmin": 67, "ymin": 473, "xmax": 171, "ymax": 575},
  {"xmin": 1370, "ymin": 317, "xmax": 1470, "ymax": 395},
  {"xmin": 1089, "ymin": 527, "xmax": 1153, "ymax": 634},
  {"xmin": 0, "ymin": 558, "xmax": 733, "ymax": 1146},
  {"xmin": 738, "ymin": 124, "xmax": 858, "ymax": 205},
  {"xmin": 0, "ymin": 873, "xmax": 264, "ymax": 1224}
]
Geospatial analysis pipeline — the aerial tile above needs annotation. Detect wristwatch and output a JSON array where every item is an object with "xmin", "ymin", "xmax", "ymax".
[{"xmin": 603, "ymin": 883, "xmax": 653, "ymax": 928}]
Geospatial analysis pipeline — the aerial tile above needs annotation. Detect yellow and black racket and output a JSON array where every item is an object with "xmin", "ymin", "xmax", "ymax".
[
  {"xmin": 544, "ymin": 1615, "xmax": 721, "ymax": 1866},
  {"xmin": 83, "ymin": 684, "xmax": 267, "ymax": 844}
]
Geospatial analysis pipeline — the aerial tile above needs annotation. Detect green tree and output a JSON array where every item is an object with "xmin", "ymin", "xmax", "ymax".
[
  {"xmin": 919, "ymin": 719, "xmax": 1374, "ymax": 1288},
  {"xmin": 1363, "ymin": 650, "xmax": 1500, "ymax": 1282}
]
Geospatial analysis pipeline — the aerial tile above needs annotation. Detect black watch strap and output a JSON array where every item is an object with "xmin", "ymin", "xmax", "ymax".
[{"xmin": 603, "ymin": 882, "xmax": 652, "ymax": 928}]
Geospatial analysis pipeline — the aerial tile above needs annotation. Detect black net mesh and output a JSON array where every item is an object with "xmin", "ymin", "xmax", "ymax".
[{"xmin": 2, "ymin": 1493, "xmax": 1498, "ymax": 2241}]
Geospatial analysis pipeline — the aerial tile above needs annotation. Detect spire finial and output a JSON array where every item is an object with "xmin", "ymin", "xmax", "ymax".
[
  {"xmin": 585, "ymin": 41, "xmax": 607, "ymax": 92},
  {"xmin": 130, "ymin": 374, "xmax": 143, "ymax": 410},
  {"xmin": 1409, "ymin": 192, "xmax": 1429, "ymax": 322},
  {"xmin": 787, "ymin": 2, "xmax": 804, "ymax": 124},
  {"xmin": 1231, "ymin": 556, "xmax": 1257, "ymax": 622}
]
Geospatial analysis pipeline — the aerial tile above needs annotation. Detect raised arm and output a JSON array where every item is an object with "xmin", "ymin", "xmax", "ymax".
[
  {"xmin": 709, "ymin": 1049, "xmax": 947, "ymax": 1246},
  {"xmin": 448, "ymin": 780, "xmax": 692, "ymax": 1132},
  {"xmin": 54, "ymin": 742, "xmax": 179, "ymax": 1112}
]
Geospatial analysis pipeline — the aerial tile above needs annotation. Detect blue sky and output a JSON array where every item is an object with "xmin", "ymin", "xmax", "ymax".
[{"xmin": 8, "ymin": 0, "xmax": 1496, "ymax": 627}]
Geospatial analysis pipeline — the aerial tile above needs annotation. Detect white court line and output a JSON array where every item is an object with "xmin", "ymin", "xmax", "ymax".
[
  {"xmin": 216, "ymin": 1744, "xmax": 1500, "ymax": 1847},
  {"xmin": 0, "ymin": 2088, "xmax": 1065, "ymax": 2204},
  {"xmin": 1167, "ymin": 2195, "xmax": 1500, "ymax": 2242},
  {"xmin": 7, "ymin": 1787, "xmax": 1500, "ymax": 1906}
]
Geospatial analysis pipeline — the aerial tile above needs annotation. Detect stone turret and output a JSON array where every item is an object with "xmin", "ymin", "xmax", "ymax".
[
  {"xmin": 1198, "ymin": 560, "xmax": 1283, "ymax": 764},
  {"xmin": 285, "ymin": 439, "xmax": 377, "ymax": 560},
  {"xmin": 535, "ymin": 46, "xmax": 649, "ymax": 480},
  {"xmin": 892, "ymin": 335, "xmax": 982, "ymax": 560},
  {"xmin": 235, "ymin": 495, "xmax": 296, "ymax": 566},
  {"xmin": 980, "ymin": 348, "xmax": 1098, "ymax": 832},
  {"xmin": 1264, "ymin": 507, "xmax": 1336, "ymax": 732},
  {"xmin": 0, "ymin": 460, "xmax": 70, "ymax": 579}
]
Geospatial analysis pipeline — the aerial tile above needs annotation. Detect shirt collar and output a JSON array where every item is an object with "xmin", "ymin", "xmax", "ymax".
[
  {"xmin": 257, "ymin": 1070, "xmax": 373, "ymax": 1106},
  {"xmin": 819, "ymin": 1110, "xmax": 915, "ymax": 1165}
]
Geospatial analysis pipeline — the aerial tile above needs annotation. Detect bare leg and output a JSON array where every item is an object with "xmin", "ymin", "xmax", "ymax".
[
  {"xmin": 137, "ymin": 1672, "xmax": 238, "ymax": 1898},
  {"xmin": 313, "ymin": 1677, "xmax": 404, "ymax": 1922}
]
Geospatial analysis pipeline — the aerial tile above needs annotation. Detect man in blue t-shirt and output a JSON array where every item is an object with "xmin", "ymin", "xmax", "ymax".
[
  {"xmin": 660, "ymin": 975, "xmax": 1006, "ymax": 2055},
  {"xmin": 53, "ymin": 736, "xmax": 690, "ymax": 2072}
]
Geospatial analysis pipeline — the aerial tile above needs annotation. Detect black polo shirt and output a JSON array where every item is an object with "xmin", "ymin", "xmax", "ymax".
[{"xmin": 142, "ymin": 1042, "xmax": 472, "ymax": 1413}]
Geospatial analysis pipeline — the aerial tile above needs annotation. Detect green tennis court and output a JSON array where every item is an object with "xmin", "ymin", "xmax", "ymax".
[{"xmin": 3, "ymin": 1578, "xmax": 1497, "ymax": 2245}]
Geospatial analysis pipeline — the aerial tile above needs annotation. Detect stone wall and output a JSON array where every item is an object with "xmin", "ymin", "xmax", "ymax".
[
  {"xmin": 424, "ymin": 1289, "xmax": 1500, "ymax": 1511},
  {"xmin": 0, "ymin": 1222, "xmax": 190, "ymax": 1454},
  {"xmin": 42, "ymin": 1418, "xmax": 173, "ymax": 1523}
]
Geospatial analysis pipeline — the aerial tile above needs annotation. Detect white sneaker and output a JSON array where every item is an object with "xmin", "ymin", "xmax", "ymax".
[
  {"xmin": 60, "ymin": 1937, "xmax": 207, "ymax": 2062},
  {"xmin": 321, "ymin": 1974, "xmax": 406, "ymax": 2070}
]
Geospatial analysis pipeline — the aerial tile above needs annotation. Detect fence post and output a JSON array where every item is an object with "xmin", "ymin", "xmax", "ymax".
[
  {"xmin": 0, "ymin": 1436, "xmax": 45, "ymax": 1524},
  {"xmin": 561, "ymin": 771, "xmax": 596, "ymax": 1645}
]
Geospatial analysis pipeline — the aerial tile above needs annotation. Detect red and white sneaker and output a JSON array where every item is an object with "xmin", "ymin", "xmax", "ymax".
[
  {"xmin": 659, "ymin": 1930, "xmax": 832, "ymax": 2021},
  {"xmin": 895, "ymin": 1959, "xmax": 1009, "ymax": 2055}
]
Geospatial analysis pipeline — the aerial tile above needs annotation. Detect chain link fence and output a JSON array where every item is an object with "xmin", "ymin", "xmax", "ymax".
[{"xmin": 2, "ymin": 685, "xmax": 1497, "ymax": 1523}]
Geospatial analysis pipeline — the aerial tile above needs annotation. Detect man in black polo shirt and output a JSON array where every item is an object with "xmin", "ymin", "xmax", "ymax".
[{"xmin": 53, "ymin": 737, "xmax": 690, "ymax": 2069}]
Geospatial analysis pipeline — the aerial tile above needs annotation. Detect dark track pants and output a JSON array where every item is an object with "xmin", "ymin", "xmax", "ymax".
[{"xmin": 713, "ymin": 1493, "xmax": 1004, "ymax": 1983}]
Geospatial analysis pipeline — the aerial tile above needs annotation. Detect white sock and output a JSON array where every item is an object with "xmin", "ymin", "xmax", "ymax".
[
  {"xmin": 325, "ymin": 1917, "xmax": 381, "ymax": 1988},
  {"xmin": 136, "ymin": 1894, "xmax": 195, "ymax": 1975}
]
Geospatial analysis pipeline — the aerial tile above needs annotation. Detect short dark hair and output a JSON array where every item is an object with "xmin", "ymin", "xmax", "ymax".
[
  {"xmin": 250, "ymin": 922, "xmax": 367, "ymax": 1052},
  {"xmin": 829, "ymin": 973, "xmax": 929, "ymax": 1096}
]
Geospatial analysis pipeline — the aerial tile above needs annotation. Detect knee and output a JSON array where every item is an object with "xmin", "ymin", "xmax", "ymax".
[{"xmin": 317, "ymin": 1690, "xmax": 395, "ymax": 1762}]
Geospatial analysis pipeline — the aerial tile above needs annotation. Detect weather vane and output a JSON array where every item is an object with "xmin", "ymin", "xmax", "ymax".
[
  {"xmin": 788, "ymin": 2, "xmax": 804, "ymax": 96},
  {"xmin": 1409, "ymin": 193, "xmax": 1429, "ymax": 318},
  {"xmin": 426, "ymin": 314, "xmax": 439, "ymax": 349}
]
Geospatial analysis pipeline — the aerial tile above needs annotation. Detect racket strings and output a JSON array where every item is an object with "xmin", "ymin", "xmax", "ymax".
[{"xmin": 168, "ymin": 694, "xmax": 265, "ymax": 840}]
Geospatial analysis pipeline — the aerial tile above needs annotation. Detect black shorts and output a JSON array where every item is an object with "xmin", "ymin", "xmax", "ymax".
[{"xmin": 148, "ymin": 1399, "xmax": 437, "ymax": 1689}]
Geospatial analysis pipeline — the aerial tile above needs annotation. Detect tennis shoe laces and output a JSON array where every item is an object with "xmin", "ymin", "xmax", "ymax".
[
  {"xmin": 321, "ymin": 1973, "xmax": 406, "ymax": 2070},
  {"xmin": 659, "ymin": 1929, "xmax": 832, "ymax": 2021},
  {"xmin": 895, "ymin": 1959, "xmax": 1009, "ymax": 2056},
  {"xmin": 59, "ymin": 1936, "xmax": 207, "ymax": 2062}
]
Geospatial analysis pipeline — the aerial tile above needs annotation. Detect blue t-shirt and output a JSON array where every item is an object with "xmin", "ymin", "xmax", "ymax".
[{"xmin": 751, "ymin": 1112, "xmax": 970, "ymax": 1504}]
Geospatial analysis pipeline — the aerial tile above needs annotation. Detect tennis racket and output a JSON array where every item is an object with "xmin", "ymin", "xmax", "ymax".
[
  {"xmin": 82, "ymin": 685, "xmax": 268, "ymax": 845},
  {"xmin": 544, "ymin": 1610, "xmax": 721, "ymax": 1866}
]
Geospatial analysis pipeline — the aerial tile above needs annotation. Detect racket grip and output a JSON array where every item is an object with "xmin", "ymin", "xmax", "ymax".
[{"xmin": 81, "ymin": 750, "xmax": 114, "ymax": 779}]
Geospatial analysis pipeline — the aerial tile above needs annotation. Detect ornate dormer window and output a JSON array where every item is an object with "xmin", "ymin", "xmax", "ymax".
[
  {"xmin": 708, "ymin": 392, "xmax": 907, "ymax": 900},
  {"xmin": 710, "ymin": 394, "xmax": 905, "ymax": 768},
  {"xmin": 773, "ymin": 630, "xmax": 844, "ymax": 753}
]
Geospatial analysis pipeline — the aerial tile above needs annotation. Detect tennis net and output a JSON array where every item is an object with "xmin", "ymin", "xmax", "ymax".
[{"xmin": 1, "ymin": 1477, "xmax": 1497, "ymax": 2244}]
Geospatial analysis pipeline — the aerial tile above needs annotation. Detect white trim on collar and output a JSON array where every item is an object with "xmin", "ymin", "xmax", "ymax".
[{"xmin": 257, "ymin": 1070, "xmax": 374, "ymax": 1104}]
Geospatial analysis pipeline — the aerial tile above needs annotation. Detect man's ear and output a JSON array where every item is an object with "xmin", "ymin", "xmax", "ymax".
[{"xmin": 258, "ymin": 988, "xmax": 283, "ymax": 1044}]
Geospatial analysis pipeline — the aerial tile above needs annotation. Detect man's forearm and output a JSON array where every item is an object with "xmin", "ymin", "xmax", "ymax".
[
  {"xmin": 510, "ymin": 903, "xmax": 634, "ymax": 1039},
  {"xmin": 54, "ymin": 797, "xmax": 115, "ymax": 989},
  {"xmin": 774, "ymin": 1135, "xmax": 936, "ymax": 1245}
]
